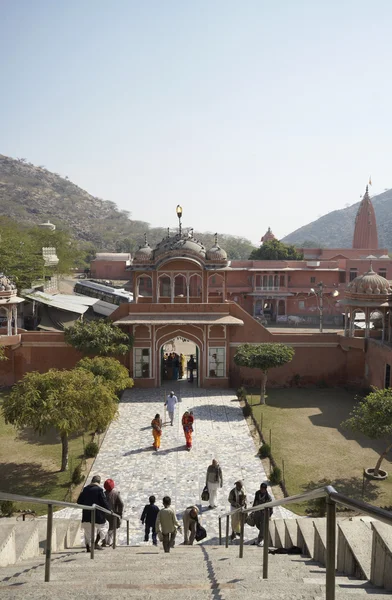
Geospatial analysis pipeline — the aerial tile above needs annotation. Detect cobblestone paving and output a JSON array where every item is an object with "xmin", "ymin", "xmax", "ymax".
[{"xmin": 56, "ymin": 386, "xmax": 295, "ymax": 545}]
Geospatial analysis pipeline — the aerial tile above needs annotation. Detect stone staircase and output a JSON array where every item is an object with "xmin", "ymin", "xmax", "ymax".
[{"xmin": 1, "ymin": 517, "xmax": 392, "ymax": 599}]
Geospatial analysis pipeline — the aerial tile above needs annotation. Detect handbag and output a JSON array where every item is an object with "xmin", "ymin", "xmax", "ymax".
[
  {"xmin": 201, "ymin": 485, "xmax": 209, "ymax": 502},
  {"xmin": 195, "ymin": 521, "xmax": 207, "ymax": 542},
  {"xmin": 246, "ymin": 513, "xmax": 256, "ymax": 527}
]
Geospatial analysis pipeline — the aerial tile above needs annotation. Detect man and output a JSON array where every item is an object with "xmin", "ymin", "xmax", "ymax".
[
  {"xmin": 252, "ymin": 482, "xmax": 273, "ymax": 547},
  {"xmin": 205, "ymin": 459, "xmax": 223, "ymax": 509},
  {"xmin": 187, "ymin": 355, "xmax": 196, "ymax": 383},
  {"xmin": 228, "ymin": 480, "xmax": 247, "ymax": 541},
  {"xmin": 155, "ymin": 496, "xmax": 181, "ymax": 553},
  {"xmin": 182, "ymin": 505, "xmax": 199, "ymax": 545},
  {"xmin": 77, "ymin": 475, "xmax": 111, "ymax": 552},
  {"xmin": 165, "ymin": 391, "xmax": 178, "ymax": 426},
  {"xmin": 103, "ymin": 478, "xmax": 124, "ymax": 547}
]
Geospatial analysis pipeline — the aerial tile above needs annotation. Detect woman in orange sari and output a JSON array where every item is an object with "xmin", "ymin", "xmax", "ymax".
[
  {"xmin": 151, "ymin": 413, "xmax": 162, "ymax": 451},
  {"xmin": 182, "ymin": 410, "xmax": 194, "ymax": 451}
]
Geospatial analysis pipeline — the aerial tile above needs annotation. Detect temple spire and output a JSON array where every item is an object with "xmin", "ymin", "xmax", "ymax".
[{"xmin": 352, "ymin": 185, "xmax": 379, "ymax": 249}]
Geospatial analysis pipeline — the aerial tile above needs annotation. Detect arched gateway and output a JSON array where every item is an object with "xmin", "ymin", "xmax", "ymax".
[{"xmin": 111, "ymin": 214, "xmax": 248, "ymax": 388}]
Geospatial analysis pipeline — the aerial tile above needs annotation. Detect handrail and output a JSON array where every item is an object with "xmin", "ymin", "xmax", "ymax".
[
  {"xmin": 218, "ymin": 505, "xmax": 243, "ymax": 519},
  {"xmin": 0, "ymin": 490, "xmax": 130, "ymax": 582},
  {"xmin": 218, "ymin": 484, "xmax": 392, "ymax": 600}
]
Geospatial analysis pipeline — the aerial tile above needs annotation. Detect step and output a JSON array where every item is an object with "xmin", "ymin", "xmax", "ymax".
[
  {"xmin": 0, "ymin": 525, "xmax": 16, "ymax": 567},
  {"xmin": 273, "ymin": 519, "xmax": 286, "ymax": 548},
  {"xmin": 14, "ymin": 522, "xmax": 40, "ymax": 563},
  {"xmin": 313, "ymin": 518, "xmax": 338, "ymax": 566},
  {"xmin": 370, "ymin": 521, "xmax": 392, "ymax": 590},
  {"xmin": 284, "ymin": 519, "xmax": 298, "ymax": 548},
  {"xmin": 337, "ymin": 519, "xmax": 372, "ymax": 580},
  {"xmin": 268, "ymin": 520, "xmax": 276, "ymax": 546},
  {"xmin": 297, "ymin": 518, "xmax": 317, "ymax": 557}
]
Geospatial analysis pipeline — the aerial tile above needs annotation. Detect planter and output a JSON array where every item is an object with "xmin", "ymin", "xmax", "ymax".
[{"xmin": 364, "ymin": 468, "xmax": 388, "ymax": 481}]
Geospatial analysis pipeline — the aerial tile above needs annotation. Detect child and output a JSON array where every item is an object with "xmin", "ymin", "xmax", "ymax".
[{"xmin": 140, "ymin": 495, "xmax": 159, "ymax": 545}]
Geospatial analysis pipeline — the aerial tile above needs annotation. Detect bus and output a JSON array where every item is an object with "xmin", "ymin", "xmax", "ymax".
[{"xmin": 73, "ymin": 280, "xmax": 133, "ymax": 306}]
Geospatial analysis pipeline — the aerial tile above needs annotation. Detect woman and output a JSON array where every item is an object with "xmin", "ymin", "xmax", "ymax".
[
  {"xmin": 151, "ymin": 413, "xmax": 162, "ymax": 451},
  {"xmin": 205, "ymin": 459, "xmax": 223, "ymax": 509},
  {"xmin": 182, "ymin": 410, "xmax": 194, "ymax": 451},
  {"xmin": 103, "ymin": 478, "xmax": 124, "ymax": 547},
  {"xmin": 252, "ymin": 482, "xmax": 273, "ymax": 547}
]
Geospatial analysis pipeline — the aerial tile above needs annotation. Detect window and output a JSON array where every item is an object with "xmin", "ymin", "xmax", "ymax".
[
  {"xmin": 134, "ymin": 348, "xmax": 150, "ymax": 378},
  {"xmin": 379, "ymin": 269, "xmax": 387, "ymax": 278},
  {"xmin": 349, "ymin": 269, "xmax": 358, "ymax": 282},
  {"xmin": 310, "ymin": 277, "xmax": 316, "ymax": 284},
  {"xmin": 385, "ymin": 364, "xmax": 391, "ymax": 389},
  {"xmin": 339, "ymin": 271, "xmax": 346, "ymax": 283},
  {"xmin": 298, "ymin": 301, "xmax": 305, "ymax": 310},
  {"xmin": 159, "ymin": 276, "xmax": 171, "ymax": 297},
  {"xmin": 208, "ymin": 347, "xmax": 225, "ymax": 377}
]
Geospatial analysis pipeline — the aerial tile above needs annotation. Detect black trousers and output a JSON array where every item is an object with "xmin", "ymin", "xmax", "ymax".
[{"xmin": 144, "ymin": 523, "xmax": 157, "ymax": 543}]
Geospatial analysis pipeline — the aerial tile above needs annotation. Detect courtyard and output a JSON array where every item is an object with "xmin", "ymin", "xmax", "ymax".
[{"xmin": 249, "ymin": 387, "xmax": 392, "ymax": 511}]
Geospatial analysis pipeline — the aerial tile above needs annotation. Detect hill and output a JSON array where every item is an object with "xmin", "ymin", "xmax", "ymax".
[
  {"xmin": 282, "ymin": 188, "xmax": 392, "ymax": 249},
  {"xmin": 0, "ymin": 154, "xmax": 255, "ymax": 259}
]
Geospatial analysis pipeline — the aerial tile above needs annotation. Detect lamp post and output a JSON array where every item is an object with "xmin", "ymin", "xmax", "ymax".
[
  {"xmin": 176, "ymin": 205, "xmax": 183, "ymax": 235},
  {"xmin": 310, "ymin": 282, "xmax": 339, "ymax": 333}
]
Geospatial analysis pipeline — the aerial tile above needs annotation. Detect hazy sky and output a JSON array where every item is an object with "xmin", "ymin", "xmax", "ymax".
[{"xmin": 1, "ymin": 1, "xmax": 391, "ymax": 245}]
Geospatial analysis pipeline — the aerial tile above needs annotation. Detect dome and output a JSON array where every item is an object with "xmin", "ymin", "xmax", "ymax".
[
  {"xmin": 154, "ymin": 230, "xmax": 206, "ymax": 260},
  {"xmin": 348, "ymin": 267, "xmax": 392, "ymax": 296},
  {"xmin": 133, "ymin": 236, "xmax": 153, "ymax": 263},
  {"xmin": 206, "ymin": 234, "xmax": 228, "ymax": 262}
]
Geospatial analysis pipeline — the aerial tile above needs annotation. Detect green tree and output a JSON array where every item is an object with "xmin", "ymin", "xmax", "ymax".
[
  {"xmin": 234, "ymin": 343, "xmax": 295, "ymax": 404},
  {"xmin": 77, "ymin": 356, "xmax": 134, "ymax": 395},
  {"xmin": 64, "ymin": 320, "xmax": 133, "ymax": 356},
  {"xmin": 249, "ymin": 239, "xmax": 303, "ymax": 260},
  {"xmin": 342, "ymin": 388, "xmax": 392, "ymax": 476},
  {"xmin": 2, "ymin": 369, "xmax": 118, "ymax": 471}
]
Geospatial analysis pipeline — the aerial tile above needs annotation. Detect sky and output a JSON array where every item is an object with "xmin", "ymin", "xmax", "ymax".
[{"xmin": 1, "ymin": 0, "xmax": 392, "ymax": 245}]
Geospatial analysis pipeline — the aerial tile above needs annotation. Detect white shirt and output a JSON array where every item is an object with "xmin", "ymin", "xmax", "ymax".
[{"xmin": 166, "ymin": 395, "xmax": 178, "ymax": 412}]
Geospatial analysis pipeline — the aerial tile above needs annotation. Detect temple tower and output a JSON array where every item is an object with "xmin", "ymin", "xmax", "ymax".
[
  {"xmin": 352, "ymin": 186, "xmax": 379, "ymax": 249},
  {"xmin": 260, "ymin": 227, "xmax": 276, "ymax": 244}
]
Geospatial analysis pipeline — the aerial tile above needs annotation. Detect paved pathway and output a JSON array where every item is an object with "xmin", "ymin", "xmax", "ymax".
[{"xmin": 56, "ymin": 386, "xmax": 295, "ymax": 544}]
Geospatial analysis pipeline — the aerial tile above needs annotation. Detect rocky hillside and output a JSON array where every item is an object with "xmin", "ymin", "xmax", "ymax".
[
  {"xmin": 0, "ymin": 154, "xmax": 254, "ymax": 258},
  {"xmin": 282, "ymin": 188, "xmax": 392, "ymax": 249}
]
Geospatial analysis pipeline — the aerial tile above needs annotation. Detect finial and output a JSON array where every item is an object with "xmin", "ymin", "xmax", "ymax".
[
  {"xmin": 366, "ymin": 184, "xmax": 368, "ymax": 193},
  {"xmin": 370, "ymin": 260, "xmax": 373, "ymax": 271},
  {"xmin": 167, "ymin": 227, "xmax": 170, "ymax": 238},
  {"xmin": 214, "ymin": 232, "xmax": 218, "ymax": 246},
  {"xmin": 144, "ymin": 232, "xmax": 147, "ymax": 245}
]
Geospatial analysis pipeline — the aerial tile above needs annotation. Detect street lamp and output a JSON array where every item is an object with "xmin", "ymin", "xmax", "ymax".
[
  {"xmin": 176, "ymin": 205, "xmax": 183, "ymax": 235},
  {"xmin": 310, "ymin": 282, "xmax": 339, "ymax": 333}
]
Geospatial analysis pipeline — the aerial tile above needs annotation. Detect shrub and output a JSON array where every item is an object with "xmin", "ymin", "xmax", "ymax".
[
  {"xmin": 305, "ymin": 497, "xmax": 326, "ymax": 517},
  {"xmin": 85, "ymin": 441, "xmax": 99, "ymax": 458},
  {"xmin": 71, "ymin": 463, "xmax": 85, "ymax": 486},
  {"xmin": 269, "ymin": 466, "xmax": 282, "ymax": 486},
  {"xmin": 242, "ymin": 403, "xmax": 252, "ymax": 418},
  {"xmin": 258, "ymin": 443, "xmax": 271, "ymax": 458},
  {"xmin": 236, "ymin": 386, "xmax": 247, "ymax": 400},
  {"xmin": 0, "ymin": 501, "xmax": 15, "ymax": 516}
]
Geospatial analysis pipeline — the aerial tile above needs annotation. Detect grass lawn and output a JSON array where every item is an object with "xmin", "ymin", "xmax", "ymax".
[
  {"xmin": 0, "ymin": 394, "xmax": 91, "ymax": 516},
  {"xmin": 248, "ymin": 388, "xmax": 392, "ymax": 514}
]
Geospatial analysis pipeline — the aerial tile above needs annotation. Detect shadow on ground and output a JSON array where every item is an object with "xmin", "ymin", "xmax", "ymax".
[
  {"xmin": 301, "ymin": 476, "xmax": 379, "ymax": 505},
  {"xmin": 0, "ymin": 462, "xmax": 58, "ymax": 498}
]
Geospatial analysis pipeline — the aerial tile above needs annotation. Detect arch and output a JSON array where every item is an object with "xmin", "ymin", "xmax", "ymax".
[
  {"xmin": 189, "ymin": 273, "xmax": 202, "ymax": 299},
  {"xmin": 156, "ymin": 329, "xmax": 203, "ymax": 386},
  {"xmin": 174, "ymin": 273, "xmax": 187, "ymax": 298},
  {"xmin": 136, "ymin": 274, "xmax": 152, "ymax": 298},
  {"xmin": 207, "ymin": 273, "xmax": 225, "ymax": 303},
  {"xmin": 158, "ymin": 273, "xmax": 172, "ymax": 301}
]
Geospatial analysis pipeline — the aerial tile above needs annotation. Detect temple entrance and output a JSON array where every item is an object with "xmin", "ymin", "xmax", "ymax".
[{"xmin": 160, "ymin": 337, "xmax": 199, "ymax": 386}]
